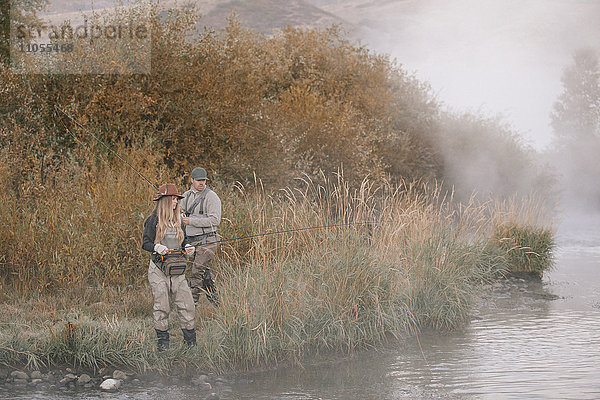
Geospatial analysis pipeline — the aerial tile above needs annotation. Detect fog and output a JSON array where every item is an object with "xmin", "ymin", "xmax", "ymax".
[
  {"xmin": 347, "ymin": 0, "xmax": 600, "ymax": 150},
  {"xmin": 32, "ymin": 0, "xmax": 600, "ymax": 208},
  {"xmin": 37, "ymin": 0, "xmax": 600, "ymax": 150}
]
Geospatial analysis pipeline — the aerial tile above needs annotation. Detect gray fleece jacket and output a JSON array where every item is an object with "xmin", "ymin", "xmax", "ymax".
[{"xmin": 181, "ymin": 186, "xmax": 221, "ymax": 236}]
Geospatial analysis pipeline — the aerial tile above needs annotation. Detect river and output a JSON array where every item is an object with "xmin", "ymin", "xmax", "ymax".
[{"xmin": 3, "ymin": 216, "xmax": 599, "ymax": 399}]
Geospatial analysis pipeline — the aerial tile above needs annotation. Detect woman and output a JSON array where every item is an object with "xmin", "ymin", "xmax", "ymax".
[{"xmin": 142, "ymin": 183, "xmax": 196, "ymax": 351}]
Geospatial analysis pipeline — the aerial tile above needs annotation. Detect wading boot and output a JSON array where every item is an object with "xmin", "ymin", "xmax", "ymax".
[
  {"xmin": 155, "ymin": 329, "xmax": 170, "ymax": 351},
  {"xmin": 182, "ymin": 328, "xmax": 197, "ymax": 347}
]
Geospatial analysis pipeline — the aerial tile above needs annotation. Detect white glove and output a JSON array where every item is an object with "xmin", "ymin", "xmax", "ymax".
[
  {"xmin": 184, "ymin": 244, "xmax": 195, "ymax": 255},
  {"xmin": 154, "ymin": 243, "xmax": 168, "ymax": 255}
]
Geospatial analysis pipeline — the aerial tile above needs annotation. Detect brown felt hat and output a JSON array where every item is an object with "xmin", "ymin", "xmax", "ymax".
[{"xmin": 153, "ymin": 183, "xmax": 184, "ymax": 201}]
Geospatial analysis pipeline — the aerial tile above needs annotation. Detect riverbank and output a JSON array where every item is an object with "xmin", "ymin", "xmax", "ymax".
[
  {"xmin": 0, "ymin": 364, "xmax": 226, "ymax": 398},
  {"xmin": 0, "ymin": 178, "xmax": 555, "ymax": 380}
]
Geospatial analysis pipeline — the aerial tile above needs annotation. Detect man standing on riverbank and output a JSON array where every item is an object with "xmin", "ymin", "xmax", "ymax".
[{"xmin": 181, "ymin": 167, "xmax": 222, "ymax": 305}]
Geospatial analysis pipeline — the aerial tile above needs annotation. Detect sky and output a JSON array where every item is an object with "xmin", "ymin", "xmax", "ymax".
[{"xmin": 353, "ymin": 0, "xmax": 600, "ymax": 150}]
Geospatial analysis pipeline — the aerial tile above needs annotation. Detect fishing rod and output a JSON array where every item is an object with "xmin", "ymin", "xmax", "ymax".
[
  {"xmin": 187, "ymin": 220, "xmax": 379, "ymax": 248},
  {"xmin": 40, "ymin": 94, "xmax": 380, "ymax": 244}
]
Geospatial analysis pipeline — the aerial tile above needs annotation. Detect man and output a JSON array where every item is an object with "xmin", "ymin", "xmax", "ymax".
[{"xmin": 181, "ymin": 167, "xmax": 222, "ymax": 305}]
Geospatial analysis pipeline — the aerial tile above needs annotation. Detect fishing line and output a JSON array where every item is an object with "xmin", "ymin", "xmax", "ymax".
[
  {"xmin": 28, "ymin": 89, "xmax": 380, "ymax": 243},
  {"xmin": 206, "ymin": 220, "xmax": 378, "ymax": 247},
  {"xmin": 54, "ymin": 104, "xmax": 159, "ymax": 190},
  {"xmin": 24, "ymin": 83, "xmax": 158, "ymax": 190},
  {"xmin": 31, "ymin": 89, "xmax": 452, "ymax": 396}
]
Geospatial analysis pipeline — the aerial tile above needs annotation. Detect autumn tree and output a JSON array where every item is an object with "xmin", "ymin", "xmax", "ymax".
[
  {"xmin": 551, "ymin": 48, "xmax": 600, "ymax": 142},
  {"xmin": 550, "ymin": 48, "xmax": 600, "ymax": 210}
]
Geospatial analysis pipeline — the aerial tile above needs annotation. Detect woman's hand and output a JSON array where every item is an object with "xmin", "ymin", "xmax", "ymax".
[
  {"xmin": 154, "ymin": 243, "xmax": 169, "ymax": 255},
  {"xmin": 184, "ymin": 244, "xmax": 195, "ymax": 255}
]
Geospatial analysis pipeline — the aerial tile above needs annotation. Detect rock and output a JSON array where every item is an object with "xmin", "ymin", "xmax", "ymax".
[
  {"xmin": 60, "ymin": 373, "xmax": 77, "ymax": 385},
  {"xmin": 205, "ymin": 394, "xmax": 220, "ymax": 400},
  {"xmin": 10, "ymin": 371, "xmax": 29, "ymax": 380},
  {"xmin": 66, "ymin": 368, "xmax": 74, "ymax": 373},
  {"xmin": 200, "ymin": 382, "xmax": 212, "ymax": 391},
  {"xmin": 78, "ymin": 374, "xmax": 92, "ymax": 385},
  {"xmin": 13, "ymin": 378, "xmax": 28, "ymax": 385},
  {"xmin": 113, "ymin": 370, "xmax": 128, "ymax": 381},
  {"xmin": 30, "ymin": 371, "xmax": 43, "ymax": 380},
  {"xmin": 30, "ymin": 378, "xmax": 43, "ymax": 385},
  {"xmin": 191, "ymin": 374, "xmax": 209, "ymax": 386},
  {"xmin": 100, "ymin": 378, "xmax": 121, "ymax": 391}
]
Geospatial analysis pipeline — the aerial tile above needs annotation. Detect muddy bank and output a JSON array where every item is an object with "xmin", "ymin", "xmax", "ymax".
[{"xmin": 0, "ymin": 275, "xmax": 551, "ymax": 399}]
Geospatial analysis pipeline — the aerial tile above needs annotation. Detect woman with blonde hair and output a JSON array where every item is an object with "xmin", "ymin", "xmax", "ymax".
[{"xmin": 142, "ymin": 183, "xmax": 196, "ymax": 351}]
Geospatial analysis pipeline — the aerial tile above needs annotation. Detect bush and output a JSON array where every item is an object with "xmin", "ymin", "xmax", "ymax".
[{"xmin": 493, "ymin": 224, "xmax": 555, "ymax": 278}]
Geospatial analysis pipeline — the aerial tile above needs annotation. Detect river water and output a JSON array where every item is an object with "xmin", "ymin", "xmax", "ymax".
[{"xmin": 3, "ymin": 216, "xmax": 599, "ymax": 399}]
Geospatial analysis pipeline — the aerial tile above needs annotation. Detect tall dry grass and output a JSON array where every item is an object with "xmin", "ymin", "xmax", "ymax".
[
  {"xmin": 0, "ymin": 140, "xmax": 169, "ymax": 293},
  {"xmin": 0, "ymin": 167, "xmax": 554, "ymax": 373},
  {"xmin": 488, "ymin": 195, "xmax": 556, "ymax": 277}
]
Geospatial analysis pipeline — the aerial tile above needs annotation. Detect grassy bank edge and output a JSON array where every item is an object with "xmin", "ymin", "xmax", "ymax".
[{"xmin": 1, "ymin": 177, "xmax": 555, "ymax": 375}]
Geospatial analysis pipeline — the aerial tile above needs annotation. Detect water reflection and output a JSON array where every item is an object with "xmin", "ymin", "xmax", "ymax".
[
  {"xmin": 224, "ymin": 224, "xmax": 600, "ymax": 400},
  {"xmin": 393, "ymin": 311, "xmax": 600, "ymax": 399}
]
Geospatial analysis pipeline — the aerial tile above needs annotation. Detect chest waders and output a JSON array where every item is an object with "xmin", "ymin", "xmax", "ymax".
[
  {"xmin": 152, "ymin": 226, "xmax": 196, "ymax": 350},
  {"xmin": 184, "ymin": 187, "xmax": 209, "ymax": 217},
  {"xmin": 152, "ymin": 226, "xmax": 189, "ymax": 276},
  {"xmin": 183, "ymin": 187, "xmax": 218, "ymax": 239},
  {"xmin": 183, "ymin": 189, "xmax": 219, "ymax": 306}
]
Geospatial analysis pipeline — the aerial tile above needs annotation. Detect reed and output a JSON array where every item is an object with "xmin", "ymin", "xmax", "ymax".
[
  {"xmin": 489, "ymin": 195, "xmax": 556, "ymax": 277},
  {"xmin": 0, "ymin": 168, "xmax": 554, "ymax": 373},
  {"xmin": 0, "ymin": 141, "xmax": 166, "ymax": 292}
]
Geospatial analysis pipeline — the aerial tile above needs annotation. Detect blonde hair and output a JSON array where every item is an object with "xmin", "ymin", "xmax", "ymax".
[{"xmin": 154, "ymin": 196, "xmax": 184, "ymax": 244}]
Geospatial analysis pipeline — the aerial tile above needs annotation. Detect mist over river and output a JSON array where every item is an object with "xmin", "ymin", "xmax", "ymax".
[{"xmin": 2, "ymin": 215, "xmax": 599, "ymax": 400}]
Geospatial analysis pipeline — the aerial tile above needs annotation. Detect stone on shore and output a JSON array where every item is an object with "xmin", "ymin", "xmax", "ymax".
[
  {"xmin": 30, "ymin": 370, "xmax": 43, "ymax": 380},
  {"xmin": 113, "ymin": 369, "xmax": 128, "ymax": 380},
  {"xmin": 59, "ymin": 373, "xmax": 77, "ymax": 385},
  {"xmin": 10, "ymin": 371, "xmax": 29, "ymax": 380},
  {"xmin": 191, "ymin": 374, "xmax": 209, "ymax": 386},
  {"xmin": 78, "ymin": 374, "xmax": 92, "ymax": 385},
  {"xmin": 100, "ymin": 378, "xmax": 121, "ymax": 391}
]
